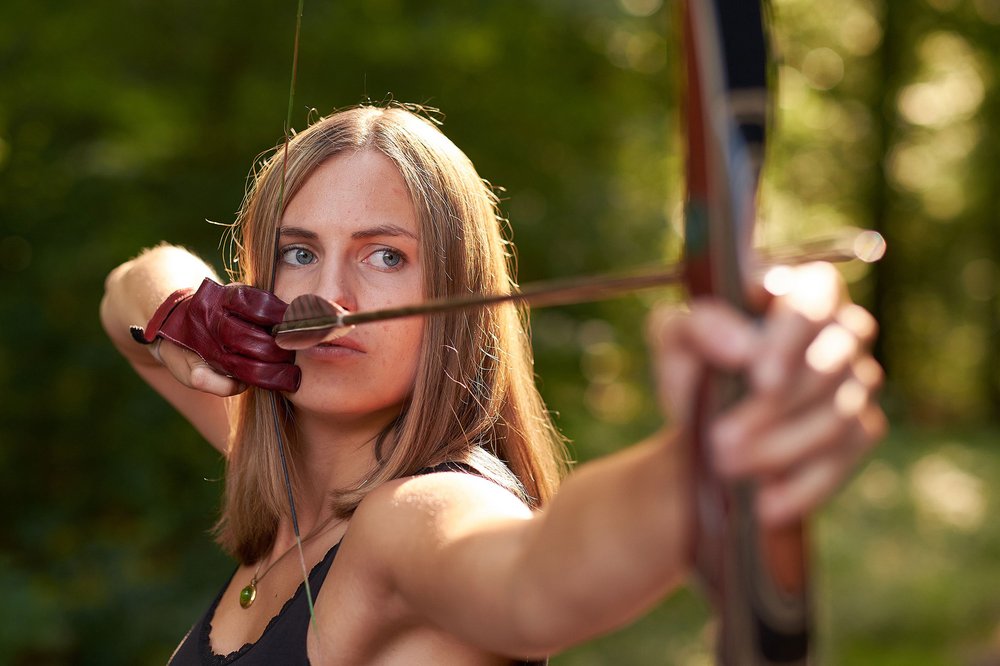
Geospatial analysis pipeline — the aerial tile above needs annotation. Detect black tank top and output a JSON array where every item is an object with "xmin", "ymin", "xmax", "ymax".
[
  {"xmin": 168, "ymin": 465, "xmax": 547, "ymax": 665},
  {"xmin": 168, "ymin": 538, "xmax": 341, "ymax": 665}
]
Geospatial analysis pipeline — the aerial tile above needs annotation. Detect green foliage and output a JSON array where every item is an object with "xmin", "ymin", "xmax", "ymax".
[
  {"xmin": 1, "ymin": 0, "xmax": 997, "ymax": 663},
  {"xmin": 763, "ymin": 0, "xmax": 1000, "ymax": 424}
]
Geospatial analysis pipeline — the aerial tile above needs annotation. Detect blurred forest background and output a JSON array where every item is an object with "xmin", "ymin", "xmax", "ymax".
[{"xmin": 1, "ymin": 0, "xmax": 998, "ymax": 664}]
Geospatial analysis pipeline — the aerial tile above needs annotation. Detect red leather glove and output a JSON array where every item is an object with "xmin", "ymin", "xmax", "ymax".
[{"xmin": 130, "ymin": 278, "xmax": 301, "ymax": 392}]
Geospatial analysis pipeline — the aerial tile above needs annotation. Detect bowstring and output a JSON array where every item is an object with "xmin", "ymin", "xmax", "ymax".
[{"xmin": 266, "ymin": 0, "xmax": 318, "ymax": 631}]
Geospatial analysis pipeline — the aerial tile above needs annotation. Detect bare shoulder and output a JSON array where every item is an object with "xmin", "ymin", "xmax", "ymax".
[
  {"xmin": 350, "ymin": 471, "xmax": 535, "ymax": 554},
  {"xmin": 315, "ymin": 470, "xmax": 539, "ymax": 659},
  {"xmin": 336, "ymin": 470, "xmax": 537, "ymax": 595}
]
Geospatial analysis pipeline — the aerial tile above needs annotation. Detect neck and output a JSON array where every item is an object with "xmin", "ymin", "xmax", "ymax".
[{"xmin": 272, "ymin": 405, "xmax": 399, "ymax": 543}]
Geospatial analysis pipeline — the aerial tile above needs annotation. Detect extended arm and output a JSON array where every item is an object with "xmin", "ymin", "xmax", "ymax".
[
  {"xmin": 343, "ymin": 263, "xmax": 885, "ymax": 659},
  {"xmin": 343, "ymin": 432, "xmax": 687, "ymax": 659}
]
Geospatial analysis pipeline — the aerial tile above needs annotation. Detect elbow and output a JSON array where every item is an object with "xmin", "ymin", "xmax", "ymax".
[{"xmin": 99, "ymin": 261, "xmax": 132, "ymax": 340}]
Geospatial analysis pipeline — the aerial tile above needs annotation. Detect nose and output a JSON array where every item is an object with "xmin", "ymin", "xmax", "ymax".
[{"xmin": 315, "ymin": 261, "xmax": 358, "ymax": 313}]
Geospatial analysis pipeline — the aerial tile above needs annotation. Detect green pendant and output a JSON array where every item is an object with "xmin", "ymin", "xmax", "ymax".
[{"xmin": 239, "ymin": 582, "xmax": 257, "ymax": 609}]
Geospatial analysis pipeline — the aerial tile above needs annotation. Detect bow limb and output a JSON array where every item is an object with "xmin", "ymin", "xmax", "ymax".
[{"xmin": 682, "ymin": 1, "xmax": 811, "ymax": 664}]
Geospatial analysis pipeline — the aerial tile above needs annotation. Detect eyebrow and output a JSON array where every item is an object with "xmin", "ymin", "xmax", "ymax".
[
  {"xmin": 351, "ymin": 224, "xmax": 418, "ymax": 241},
  {"xmin": 278, "ymin": 226, "xmax": 319, "ymax": 240},
  {"xmin": 279, "ymin": 224, "xmax": 418, "ymax": 241}
]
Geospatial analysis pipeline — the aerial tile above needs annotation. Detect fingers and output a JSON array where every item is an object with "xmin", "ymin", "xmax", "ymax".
[
  {"xmin": 754, "ymin": 401, "xmax": 887, "ymax": 526},
  {"xmin": 751, "ymin": 262, "xmax": 844, "ymax": 393},
  {"xmin": 713, "ymin": 357, "xmax": 883, "ymax": 479},
  {"xmin": 712, "ymin": 305, "xmax": 881, "ymax": 463},
  {"xmin": 214, "ymin": 317, "xmax": 301, "ymax": 391},
  {"xmin": 189, "ymin": 363, "xmax": 249, "ymax": 397},
  {"xmin": 158, "ymin": 339, "xmax": 300, "ymax": 395},
  {"xmin": 649, "ymin": 261, "xmax": 887, "ymax": 526},
  {"xmin": 216, "ymin": 351, "xmax": 302, "ymax": 392},
  {"xmin": 223, "ymin": 284, "xmax": 289, "ymax": 325},
  {"xmin": 157, "ymin": 341, "xmax": 248, "ymax": 397},
  {"xmin": 647, "ymin": 302, "xmax": 757, "ymax": 424},
  {"xmin": 216, "ymin": 315, "xmax": 296, "ymax": 364},
  {"xmin": 143, "ymin": 280, "xmax": 298, "ymax": 394},
  {"xmin": 718, "ymin": 306, "xmax": 883, "ymax": 523},
  {"xmin": 650, "ymin": 300, "xmax": 757, "ymax": 370}
]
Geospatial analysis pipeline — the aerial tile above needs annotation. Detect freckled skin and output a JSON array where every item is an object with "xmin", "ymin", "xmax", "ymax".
[{"xmin": 274, "ymin": 150, "xmax": 425, "ymax": 425}]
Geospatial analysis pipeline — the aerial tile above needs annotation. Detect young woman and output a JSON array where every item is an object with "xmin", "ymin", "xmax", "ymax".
[{"xmin": 101, "ymin": 105, "xmax": 885, "ymax": 664}]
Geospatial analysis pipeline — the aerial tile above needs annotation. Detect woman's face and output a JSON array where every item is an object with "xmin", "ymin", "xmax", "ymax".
[{"xmin": 274, "ymin": 149, "xmax": 425, "ymax": 425}]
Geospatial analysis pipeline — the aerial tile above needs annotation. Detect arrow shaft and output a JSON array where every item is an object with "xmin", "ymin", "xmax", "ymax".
[{"xmin": 273, "ymin": 232, "xmax": 881, "ymax": 336}]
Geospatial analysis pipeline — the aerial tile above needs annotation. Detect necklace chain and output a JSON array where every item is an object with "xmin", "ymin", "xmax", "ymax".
[
  {"xmin": 239, "ymin": 554, "xmax": 281, "ymax": 610},
  {"xmin": 238, "ymin": 518, "xmax": 338, "ymax": 610}
]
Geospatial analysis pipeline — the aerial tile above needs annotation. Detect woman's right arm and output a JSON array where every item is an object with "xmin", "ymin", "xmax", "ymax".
[{"xmin": 100, "ymin": 244, "xmax": 233, "ymax": 451}]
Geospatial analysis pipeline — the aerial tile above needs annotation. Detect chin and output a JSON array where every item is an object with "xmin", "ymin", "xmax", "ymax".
[{"xmin": 288, "ymin": 375, "xmax": 409, "ymax": 422}]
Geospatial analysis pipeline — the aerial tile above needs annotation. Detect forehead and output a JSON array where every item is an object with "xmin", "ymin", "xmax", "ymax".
[{"xmin": 281, "ymin": 149, "xmax": 418, "ymax": 235}]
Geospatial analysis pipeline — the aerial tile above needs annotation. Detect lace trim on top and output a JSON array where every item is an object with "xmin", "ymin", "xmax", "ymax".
[{"xmin": 198, "ymin": 540, "xmax": 341, "ymax": 665}]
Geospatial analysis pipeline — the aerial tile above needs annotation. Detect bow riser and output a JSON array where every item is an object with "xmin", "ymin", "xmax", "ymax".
[{"xmin": 682, "ymin": 1, "xmax": 811, "ymax": 663}]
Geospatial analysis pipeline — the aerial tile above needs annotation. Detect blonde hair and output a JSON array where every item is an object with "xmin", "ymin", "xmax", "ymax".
[{"xmin": 216, "ymin": 105, "xmax": 568, "ymax": 563}]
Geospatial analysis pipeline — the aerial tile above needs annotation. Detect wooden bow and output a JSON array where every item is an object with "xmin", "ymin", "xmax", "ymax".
[{"xmin": 682, "ymin": 0, "xmax": 811, "ymax": 663}]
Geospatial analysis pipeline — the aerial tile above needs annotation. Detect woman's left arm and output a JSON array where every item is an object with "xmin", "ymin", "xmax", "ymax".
[{"xmin": 346, "ymin": 262, "xmax": 885, "ymax": 659}]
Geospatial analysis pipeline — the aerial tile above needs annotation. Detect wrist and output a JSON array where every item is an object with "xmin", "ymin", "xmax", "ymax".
[{"xmin": 129, "ymin": 286, "xmax": 196, "ymax": 345}]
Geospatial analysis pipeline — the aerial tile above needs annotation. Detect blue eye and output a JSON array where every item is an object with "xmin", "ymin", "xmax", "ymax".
[
  {"xmin": 365, "ymin": 248, "xmax": 405, "ymax": 271},
  {"xmin": 281, "ymin": 247, "xmax": 316, "ymax": 266},
  {"xmin": 377, "ymin": 249, "xmax": 402, "ymax": 268}
]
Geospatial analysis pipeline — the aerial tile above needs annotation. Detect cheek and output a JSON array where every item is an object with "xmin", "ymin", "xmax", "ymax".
[
  {"xmin": 273, "ymin": 265, "xmax": 322, "ymax": 303},
  {"xmin": 379, "ymin": 319, "xmax": 424, "ymax": 379},
  {"xmin": 272, "ymin": 272, "xmax": 298, "ymax": 304}
]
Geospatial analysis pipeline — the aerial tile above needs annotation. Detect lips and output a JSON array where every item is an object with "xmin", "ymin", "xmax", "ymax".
[{"xmin": 315, "ymin": 336, "xmax": 365, "ymax": 353}]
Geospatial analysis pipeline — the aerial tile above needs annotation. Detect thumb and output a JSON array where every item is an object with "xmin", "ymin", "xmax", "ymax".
[{"xmin": 160, "ymin": 341, "xmax": 248, "ymax": 397}]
